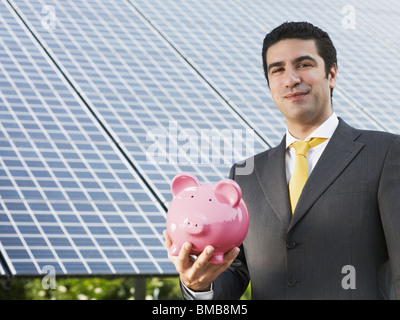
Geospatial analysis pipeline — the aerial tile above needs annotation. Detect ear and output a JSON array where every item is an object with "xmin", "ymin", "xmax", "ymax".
[
  {"xmin": 171, "ymin": 173, "xmax": 200, "ymax": 196},
  {"xmin": 214, "ymin": 179, "xmax": 242, "ymax": 207},
  {"xmin": 328, "ymin": 63, "xmax": 337, "ymax": 89}
]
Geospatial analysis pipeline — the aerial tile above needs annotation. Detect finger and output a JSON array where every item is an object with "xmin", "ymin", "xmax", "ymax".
[
  {"xmin": 221, "ymin": 247, "xmax": 240, "ymax": 267},
  {"xmin": 177, "ymin": 241, "xmax": 192, "ymax": 267},
  {"xmin": 193, "ymin": 245, "xmax": 214, "ymax": 270}
]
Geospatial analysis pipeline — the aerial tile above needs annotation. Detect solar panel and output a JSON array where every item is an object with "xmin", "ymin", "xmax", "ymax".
[
  {"xmin": 0, "ymin": 1, "xmax": 175, "ymax": 277},
  {"xmin": 1, "ymin": 0, "xmax": 399, "ymax": 280}
]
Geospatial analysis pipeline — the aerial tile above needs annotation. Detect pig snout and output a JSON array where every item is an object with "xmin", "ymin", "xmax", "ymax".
[{"xmin": 183, "ymin": 217, "xmax": 206, "ymax": 235}]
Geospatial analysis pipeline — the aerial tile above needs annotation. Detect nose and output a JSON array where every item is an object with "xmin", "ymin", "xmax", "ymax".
[
  {"xmin": 183, "ymin": 217, "xmax": 205, "ymax": 235},
  {"xmin": 284, "ymin": 68, "xmax": 301, "ymax": 88}
]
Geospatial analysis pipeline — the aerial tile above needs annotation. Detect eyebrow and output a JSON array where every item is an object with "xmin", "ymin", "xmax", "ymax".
[{"xmin": 268, "ymin": 55, "xmax": 318, "ymax": 73}]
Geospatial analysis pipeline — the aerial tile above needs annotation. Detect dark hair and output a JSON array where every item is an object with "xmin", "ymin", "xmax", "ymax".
[{"xmin": 262, "ymin": 22, "xmax": 337, "ymax": 99}]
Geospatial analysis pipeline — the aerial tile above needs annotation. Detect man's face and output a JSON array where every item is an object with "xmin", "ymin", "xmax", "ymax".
[{"xmin": 266, "ymin": 39, "xmax": 336, "ymax": 128}]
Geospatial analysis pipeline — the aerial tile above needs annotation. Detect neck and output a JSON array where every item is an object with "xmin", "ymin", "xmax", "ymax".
[
  {"xmin": 286, "ymin": 111, "xmax": 333, "ymax": 140},
  {"xmin": 287, "ymin": 123, "xmax": 320, "ymax": 140}
]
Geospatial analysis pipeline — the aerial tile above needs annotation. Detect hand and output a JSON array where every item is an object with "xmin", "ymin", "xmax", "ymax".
[{"xmin": 163, "ymin": 229, "xmax": 240, "ymax": 292}]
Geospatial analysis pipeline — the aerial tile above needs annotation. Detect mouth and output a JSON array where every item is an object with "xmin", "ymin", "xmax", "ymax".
[{"xmin": 284, "ymin": 91, "xmax": 309, "ymax": 101}]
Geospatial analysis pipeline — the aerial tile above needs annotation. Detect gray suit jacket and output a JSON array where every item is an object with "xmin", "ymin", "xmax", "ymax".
[{"xmin": 181, "ymin": 118, "xmax": 400, "ymax": 299}]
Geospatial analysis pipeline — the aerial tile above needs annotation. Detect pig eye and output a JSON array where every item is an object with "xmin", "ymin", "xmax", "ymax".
[
  {"xmin": 209, "ymin": 199, "xmax": 212, "ymax": 201},
  {"xmin": 191, "ymin": 195, "xmax": 194, "ymax": 198}
]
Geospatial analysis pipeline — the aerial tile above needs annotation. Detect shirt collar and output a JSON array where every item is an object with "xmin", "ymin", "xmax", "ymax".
[{"xmin": 285, "ymin": 112, "xmax": 339, "ymax": 148}]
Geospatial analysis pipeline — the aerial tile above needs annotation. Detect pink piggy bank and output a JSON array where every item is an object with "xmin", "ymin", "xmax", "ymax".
[{"xmin": 166, "ymin": 173, "xmax": 249, "ymax": 264}]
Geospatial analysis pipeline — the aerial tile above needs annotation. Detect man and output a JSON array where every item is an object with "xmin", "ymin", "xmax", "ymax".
[{"xmin": 164, "ymin": 22, "xmax": 400, "ymax": 299}]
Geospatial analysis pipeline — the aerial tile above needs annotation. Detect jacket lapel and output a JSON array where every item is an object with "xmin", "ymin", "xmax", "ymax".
[
  {"xmin": 255, "ymin": 136, "xmax": 292, "ymax": 229},
  {"xmin": 289, "ymin": 118, "xmax": 365, "ymax": 230}
]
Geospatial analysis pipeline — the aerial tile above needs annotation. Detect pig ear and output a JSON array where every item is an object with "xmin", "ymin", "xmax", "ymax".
[
  {"xmin": 214, "ymin": 179, "xmax": 242, "ymax": 207},
  {"xmin": 171, "ymin": 173, "xmax": 200, "ymax": 196}
]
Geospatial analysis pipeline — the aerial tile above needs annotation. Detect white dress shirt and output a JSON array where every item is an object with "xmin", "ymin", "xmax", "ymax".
[
  {"xmin": 285, "ymin": 112, "xmax": 339, "ymax": 184},
  {"xmin": 183, "ymin": 112, "xmax": 339, "ymax": 299}
]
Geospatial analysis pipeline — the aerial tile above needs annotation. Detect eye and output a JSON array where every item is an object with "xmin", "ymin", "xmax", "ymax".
[
  {"xmin": 298, "ymin": 63, "xmax": 312, "ymax": 69},
  {"xmin": 271, "ymin": 67, "xmax": 284, "ymax": 74},
  {"xmin": 191, "ymin": 195, "xmax": 194, "ymax": 198}
]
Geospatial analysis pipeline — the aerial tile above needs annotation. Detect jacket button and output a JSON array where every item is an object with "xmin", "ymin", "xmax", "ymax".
[
  {"xmin": 286, "ymin": 241, "xmax": 296, "ymax": 249},
  {"xmin": 287, "ymin": 278, "xmax": 297, "ymax": 287}
]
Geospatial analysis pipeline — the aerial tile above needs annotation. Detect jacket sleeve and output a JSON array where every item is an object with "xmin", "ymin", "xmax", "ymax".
[{"xmin": 378, "ymin": 135, "xmax": 400, "ymax": 299}]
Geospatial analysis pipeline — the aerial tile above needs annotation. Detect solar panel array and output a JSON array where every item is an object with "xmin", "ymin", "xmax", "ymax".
[{"xmin": 1, "ymin": 0, "xmax": 399, "ymax": 278}]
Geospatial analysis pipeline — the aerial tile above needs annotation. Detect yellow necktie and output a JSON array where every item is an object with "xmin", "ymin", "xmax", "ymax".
[{"xmin": 288, "ymin": 137, "xmax": 327, "ymax": 214}]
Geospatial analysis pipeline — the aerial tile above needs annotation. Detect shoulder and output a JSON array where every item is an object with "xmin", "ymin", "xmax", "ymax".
[
  {"xmin": 338, "ymin": 118, "xmax": 399, "ymax": 147},
  {"xmin": 356, "ymin": 128, "xmax": 400, "ymax": 149}
]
